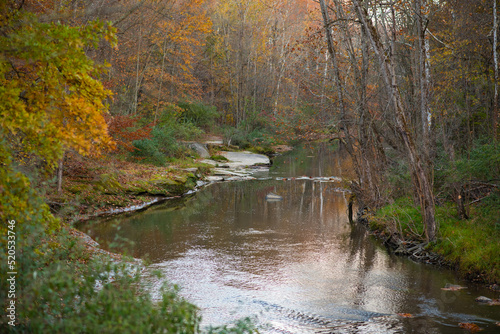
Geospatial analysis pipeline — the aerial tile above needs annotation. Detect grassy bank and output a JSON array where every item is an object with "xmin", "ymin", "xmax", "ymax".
[{"xmin": 365, "ymin": 196, "xmax": 500, "ymax": 284}]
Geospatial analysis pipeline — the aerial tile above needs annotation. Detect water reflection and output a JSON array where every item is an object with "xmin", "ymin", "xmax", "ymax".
[{"xmin": 78, "ymin": 145, "xmax": 500, "ymax": 333}]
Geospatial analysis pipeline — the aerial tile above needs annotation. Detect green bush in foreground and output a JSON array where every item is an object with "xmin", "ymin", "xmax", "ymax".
[{"xmin": 0, "ymin": 211, "xmax": 200, "ymax": 332}]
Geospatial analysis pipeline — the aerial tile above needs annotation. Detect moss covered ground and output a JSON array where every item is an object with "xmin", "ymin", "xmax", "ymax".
[
  {"xmin": 45, "ymin": 151, "xmax": 210, "ymax": 223},
  {"xmin": 368, "ymin": 196, "xmax": 500, "ymax": 284}
]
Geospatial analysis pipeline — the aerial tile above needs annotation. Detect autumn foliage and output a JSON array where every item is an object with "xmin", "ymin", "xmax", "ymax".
[
  {"xmin": 0, "ymin": 6, "xmax": 116, "ymax": 169},
  {"xmin": 106, "ymin": 115, "xmax": 153, "ymax": 153}
]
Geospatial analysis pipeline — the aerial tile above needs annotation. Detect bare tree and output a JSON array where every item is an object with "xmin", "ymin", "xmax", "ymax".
[{"xmin": 351, "ymin": 0, "xmax": 437, "ymax": 241}]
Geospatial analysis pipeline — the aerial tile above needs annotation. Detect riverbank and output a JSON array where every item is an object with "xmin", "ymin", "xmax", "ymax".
[
  {"xmin": 46, "ymin": 144, "xmax": 275, "ymax": 250},
  {"xmin": 46, "ymin": 151, "xmax": 208, "ymax": 224},
  {"xmin": 358, "ymin": 196, "xmax": 500, "ymax": 286},
  {"xmin": 2, "ymin": 144, "xmax": 277, "ymax": 332}
]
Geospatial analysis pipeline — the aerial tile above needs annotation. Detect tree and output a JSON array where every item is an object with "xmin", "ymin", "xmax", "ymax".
[
  {"xmin": 494, "ymin": 0, "xmax": 498, "ymax": 139},
  {"xmin": 0, "ymin": 3, "xmax": 115, "ymax": 203},
  {"xmin": 351, "ymin": 0, "xmax": 437, "ymax": 241}
]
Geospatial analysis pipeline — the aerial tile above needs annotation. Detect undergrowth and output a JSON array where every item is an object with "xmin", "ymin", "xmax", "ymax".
[{"xmin": 372, "ymin": 196, "xmax": 500, "ymax": 283}]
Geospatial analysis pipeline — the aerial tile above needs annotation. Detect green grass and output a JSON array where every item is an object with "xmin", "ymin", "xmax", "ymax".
[
  {"xmin": 432, "ymin": 200, "xmax": 500, "ymax": 282},
  {"xmin": 372, "ymin": 196, "xmax": 500, "ymax": 283},
  {"xmin": 210, "ymin": 155, "xmax": 229, "ymax": 162}
]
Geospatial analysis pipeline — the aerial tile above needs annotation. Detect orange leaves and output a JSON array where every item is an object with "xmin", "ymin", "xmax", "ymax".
[
  {"xmin": 458, "ymin": 323, "xmax": 482, "ymax": 332},
  {"xmin": 106, "ymin": 115, "xmax": 153, "ymax": 153},
  {"xmin": 113, "ymin": 0, "xmax": 213, "ymax": 106}
]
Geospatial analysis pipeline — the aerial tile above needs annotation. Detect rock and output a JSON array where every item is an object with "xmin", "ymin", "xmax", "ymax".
[
  {"xmin": 220, "ymin": 151, "xmax": 270, "ymax": 166},
  {"xmin": 189, "ymin": 143, "xmax": 210, "ymax": 158},
  {"xmin": 206, "ymin": 176, "xmax": 225, "ymax": 182},
  {"xmin": 266, "ymin": 192, "xmax": 283, "ymax": 201},
  {"xmin": 475, "ymin": 296, "xmax": 493, "ymax": 303},
  {"xmin": 441, "ymin": 284, "xmax": 467, "ymax": 291},
  {"xmin": 212, "ymin": 168, "xmax": 250, "ymax": 177}
]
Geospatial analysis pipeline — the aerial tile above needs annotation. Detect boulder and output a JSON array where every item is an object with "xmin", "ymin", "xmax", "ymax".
[{"xmin": 189, "ymin": 143, "xmax": 210, "ymax": 158}]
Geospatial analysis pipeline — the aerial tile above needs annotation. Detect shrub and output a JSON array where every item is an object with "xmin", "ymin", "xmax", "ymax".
[
  {"xmin": 157, "ymin": 107, "xmax": 205, "ymax": 141},
  {"xmin": 178, "ymin": 102, "xmax": 220, "ymax": 131},
  {"xmin": 131, "ymin": 126, "xmax": 194, "ymax": 166},
  {"xmin": 131, "ymin": 135, "xmax": 167, "ymax": 166},
  {"xmin": 223, "ymin": 126, "xmax": 276, "ymax": 150}
]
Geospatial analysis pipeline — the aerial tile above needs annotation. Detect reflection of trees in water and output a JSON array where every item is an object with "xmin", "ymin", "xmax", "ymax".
[
  {"xmin": 271, "ymin": 142, "xmax": 354, "ymax": 179},
  {"xmin": 90, "ymin": 178, "xmax": 348, "ymax": 261}
]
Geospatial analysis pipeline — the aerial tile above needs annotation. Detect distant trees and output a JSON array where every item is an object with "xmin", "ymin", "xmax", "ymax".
[{"xmin": 205, "ymin": 0, "xmax": 311, "ymax": 127}]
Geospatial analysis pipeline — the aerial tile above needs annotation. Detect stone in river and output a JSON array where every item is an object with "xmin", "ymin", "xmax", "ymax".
[
  {"xmin": 266, "ymin": 192, "xmax": 283, "ymax": 201},
  {"xmin": 475, "ymin": 296, "xmax": 493, "ymax": 303}
]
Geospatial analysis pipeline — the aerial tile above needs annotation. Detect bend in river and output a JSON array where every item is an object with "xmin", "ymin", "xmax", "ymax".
[{"xmin": 78, "ymin": 144, "xmax": 500, "ymax": 333}]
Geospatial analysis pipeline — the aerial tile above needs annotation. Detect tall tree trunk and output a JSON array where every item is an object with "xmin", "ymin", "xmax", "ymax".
[
  {"xmin": 133, "ymin": 25, "xmax": 142, "ymax": 115},
  {"xmin": 154, "ymin": 36, "xmax": 168, "ymax": 126},
  {"xmin": 494, "ymin": 0, "xmax": 499, "ymax": 139},
  {"xmin": 352, "ymin": 0, "xmax": 437, "ymax": 241},
  {"xmin": 320, "ymin": 0, "xmax": 372, "ymax": 207},
  {"xmin": 416, "ymin": 0, "xmax": 431, "ymax": 140},
  {"xmin": 319, "ymin": 0, "xmax": 346, "ymax": 122}
]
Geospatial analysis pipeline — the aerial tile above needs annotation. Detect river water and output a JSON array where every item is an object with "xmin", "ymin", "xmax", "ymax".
[{"xmin": 79, "ymin": 144, "xmax": 499, "ymax": 333}]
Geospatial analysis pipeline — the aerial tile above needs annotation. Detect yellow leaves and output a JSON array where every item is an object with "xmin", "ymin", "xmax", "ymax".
[{"xmin": 0, "ymin": 10, "xmax": 116, "ymax": 168}]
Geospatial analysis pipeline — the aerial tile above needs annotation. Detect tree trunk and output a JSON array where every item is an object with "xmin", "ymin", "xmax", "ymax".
[
  {"xmin": 352, "ymin": 0, "xmax": 437, "ymax": 241},
  {"xmin": 416, "ymin": 0, "xmax": 431, "ymax": 140},
  {"xmin": 133, "ymin": 25, "xmax": 142, "ymax": 115},
  {"xmin": 319, "ymin": 0, "xmax": 346, "ymax": 121},
  {"xmin": 494, "ymin": 0, "xmax": 498, "ymax": 139},
  {"xmin": 154, "ymin": 36, "xmax": 168, "ymax": 126},
  {"xmin": 57, "ymin": 152, "xmax": 64, "ymax": 194}
]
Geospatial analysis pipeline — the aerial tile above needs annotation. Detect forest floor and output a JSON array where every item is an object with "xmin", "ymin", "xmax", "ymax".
[{"xmin": 359, "ymin": 197, "xmax": 500, "ymax": 287}]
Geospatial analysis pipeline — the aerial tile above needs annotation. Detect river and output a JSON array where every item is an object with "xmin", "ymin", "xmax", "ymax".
[{"xmin": 78, "ymin": 143, "xmax": 499, "ymax": 333}]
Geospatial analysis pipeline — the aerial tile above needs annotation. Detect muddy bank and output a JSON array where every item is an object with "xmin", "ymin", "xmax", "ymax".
[{"xmin": 357, "ymin": 210, "xmax": 447, "ymax": 265}]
